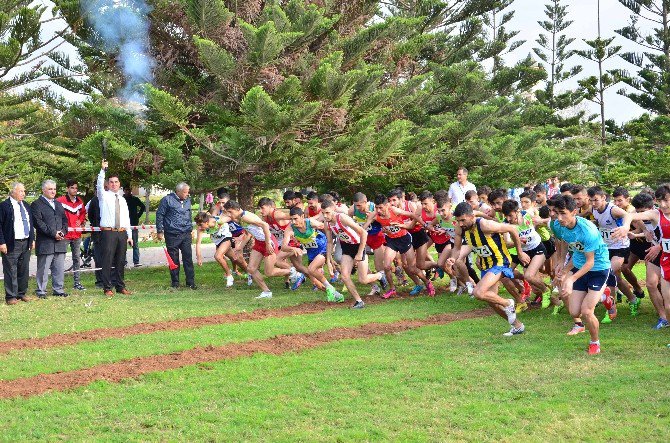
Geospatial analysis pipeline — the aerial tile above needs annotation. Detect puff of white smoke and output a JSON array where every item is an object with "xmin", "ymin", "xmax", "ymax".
[{"xmin": 81, "ymin": 0, "xmax": 155, "ymax": 104}]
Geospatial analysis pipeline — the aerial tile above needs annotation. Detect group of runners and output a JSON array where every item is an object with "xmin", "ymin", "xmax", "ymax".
[{"xmin": 192, "ymin": 181, "xmax": 670, "ymax": 355}]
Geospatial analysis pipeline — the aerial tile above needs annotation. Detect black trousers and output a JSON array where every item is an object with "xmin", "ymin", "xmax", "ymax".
[
  {"xmin": 1, "ymin": 239, "xmax": 30, "ymax": 300},
  {"xmin": 92, "ymin": 233, "xmax": 103, "ymax": 286},
  {"xmin": 165, "ymin": 231, "xmax": 195, "ymax": 286},
  {"xmin": 100, "ymin": 230, "xmax": 127, "ymax": 291}
]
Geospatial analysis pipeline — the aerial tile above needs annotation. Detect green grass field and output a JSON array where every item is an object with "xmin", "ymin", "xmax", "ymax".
[{"xmin": 0, "ymin": 262, "xmax": 669, "ymax": 441}]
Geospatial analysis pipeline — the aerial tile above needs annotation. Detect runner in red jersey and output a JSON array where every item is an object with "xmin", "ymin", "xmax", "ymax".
[
  {"xmin": 363, "ymin": 194, "xmax": 434, "ymax": 298},
  {"xmin": 258, "ymin": 197, "xmax": 298, "ymax": 289}
]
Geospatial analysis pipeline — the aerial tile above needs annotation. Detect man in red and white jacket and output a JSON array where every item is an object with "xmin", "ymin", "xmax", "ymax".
[{"xmin": 56, "ymin": 179, "xmax": 87, "ymax": 291}]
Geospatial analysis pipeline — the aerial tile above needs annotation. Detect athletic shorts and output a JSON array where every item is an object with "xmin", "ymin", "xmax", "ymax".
[
  {"xmin": 512, "ymin": 243, "xmax": 547, "ymax": 267},
  {"xmin": 480, "ymin": 265, "xmax": 514, "ymax": 280},
  {"xmin": 435, "ymin": 242, "xmax": 450, "ymax": 254},
  {"xmin": 385, "ymin": 233, "xmax": 412, "ymax": 254},
  {"xmin": 410, "ymin": 229, "xmax": 430, "ymax": 250},
  {"xmin": 340, "ymin": 242, "xmax": 366, "ymax": 260},
  {"xmin": 306, "ymin": 242, "xmax": 328, "ymax": 263},
  {"xmin": 252, "ymin": 235, "xmax": 279, "ymax": 257},
  {"xmin": 542, "ymin": 239, "xmax": 556, "ymax": 258},
  {"xmin": 629, "ymin": 240, "xmax": 662, "ymax": 267},
  {"xmin": 609, "ymin": 247, "xmax": 630, "ymax": 263},
  {"xmin": 366, "ymin": 232, "xmax": 386, "ymax": 250},
  {"xmin": 661, "ymin": 253, "xmax": 670, "ymax": 282},
  {"xmin": 571, "ymin": 268, "xmax": 616, "ymax": 292},
  {"xmin": 213, "ymin": 236, "xmax": 232, "ymax": 248}
]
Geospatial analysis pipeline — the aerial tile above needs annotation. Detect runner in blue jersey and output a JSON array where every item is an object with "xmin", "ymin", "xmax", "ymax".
[{"xmin": 550, "ymin": 194, "xmax": 615, "ymax": 355}]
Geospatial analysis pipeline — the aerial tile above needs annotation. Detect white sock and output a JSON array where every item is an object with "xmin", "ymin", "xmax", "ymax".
[{"xmin": 590, "ymin": 340, "xmax": 600, "ymax": 345}]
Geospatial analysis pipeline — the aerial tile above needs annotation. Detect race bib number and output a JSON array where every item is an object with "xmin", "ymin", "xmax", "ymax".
[
  {"xmin": 568, "ymin": 242, "xmax": 585, "ymax": 252},
  {"xmin": 302, "ymin": 240, "xmax": 318, "ymax": 249},
  {"xmin": 600, "ymin": 229, "xmax": 613, "ymax": 241},
  {"xmin": 473, "ymin": 245, "xmax": 493, "ymax": 258},
  {"xmin": 384, "ymin": 225, "xmax": 401, "ymax": 234},
  {"xmin": 662, "ymin": 239, "xmax": 670, "ymax": 253},
  {"xmin": 338, "ymin": 232, "xmax": 352, "ymax": 243},
  {"xmin": 519, "ymin": 228, "xmax": 532, "ymax": 239}
]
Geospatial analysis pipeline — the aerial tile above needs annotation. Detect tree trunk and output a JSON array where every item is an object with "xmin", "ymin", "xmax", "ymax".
[
  {"xmin": 199, "ymin": 193, "xmax": 205, "ymax": 212},
  {"xmin": 236, "ymin": 171, "xmax": 255, "ymax": 210},
  {"xmin": 144, "ymin": 187, "xmax": 151, "ymax": 223}
]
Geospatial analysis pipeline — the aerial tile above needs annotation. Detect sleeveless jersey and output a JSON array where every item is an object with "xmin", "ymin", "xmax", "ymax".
[
  {"xmin": 209, "ymin": 216, "xmax": 232, "ymax": 246},
  {"xmin": 496, "ymin": 212, "xmax": 517, "ymax": 255},
  {"xmin": 579, "ymin": 206, "xmax": 597, "ymax": 223},
  {"xmin": 265, "ymin": 209, "xmax": 288, "ymax": 243},
  {"xmin": 592, "ymin": 202, "xmax": 630, "ymax": 249},
  {"xmin": 228, "ymin": 220, "xmax": 244, "ymax": 237},
  {"xmin": 239, "ymin": 211, "xmax": 266, "ymax": 241},
  {"xmin": 422, "ymin": 208, "xmax": 449, "ymax": 244},
  {"xmin": 464, "ymin": 218, "xmax": 512, "ymax": 271},
  {"xmin": 516, "ymin": 211, "xmax": 541, "ymax": 252},
  {"xmin": 307, "ymin": 206, "xmax": 321, "ymax": 218},
  {"xmin": 436, "ymin": 214, "xmax": 456, "ymax": 242},
  {"xmin": 660, "ymin": 210, "xmax": 670, "ymax": 254},
  {"xmin": 403, "ymin": 200, "xmax": 422, "ymax": 233},
  {"xmin": 376, "ymin": 211, "xmax": 409, "ymax": 239},
  {"xmin": 327, "ymin": 214, "xmax": 360, "ymax": 244},
  {"xmin": 292, "ymin": 219, "xmax": 326, "ymax": 249},
  {"xmin": 642, "ymin": 216, "xmax": 661, "ymax": 245},
  {"xmin": 353, "ymin": 203, "xmax": 382, "ymax": 235}
]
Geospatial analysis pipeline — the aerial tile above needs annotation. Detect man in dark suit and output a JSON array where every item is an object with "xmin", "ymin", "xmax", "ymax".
[
  {"xmin": 31, "ymin": 179, "xmax": 69, "ymax": 298},
  {"xmin": 0, "ymin": 182, "xmax": 35, "ymax": 305}
]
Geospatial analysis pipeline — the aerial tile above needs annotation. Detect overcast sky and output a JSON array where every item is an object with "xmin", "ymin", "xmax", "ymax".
[{"xmin": 25, "ymin": 0, "xmax": 656, "ymax": 123}]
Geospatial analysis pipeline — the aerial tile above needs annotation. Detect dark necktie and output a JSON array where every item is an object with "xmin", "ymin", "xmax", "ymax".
[{"xmin": 19, "ymin": 202, "xmax": 29, "ymax": 237}]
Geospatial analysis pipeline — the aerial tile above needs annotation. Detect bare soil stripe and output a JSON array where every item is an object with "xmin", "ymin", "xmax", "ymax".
[
  {"xmin": 0, "ymin": 295, "xmax": 427, "ymax": 354},
  {"xmin": 0, "ymin": 308, "xmax": 491, "ymax": 399}
]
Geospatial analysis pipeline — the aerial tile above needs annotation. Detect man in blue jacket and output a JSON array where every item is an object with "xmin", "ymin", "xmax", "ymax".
[{"xmin": 156, "ymin": 182, "xmax": 195, "ymax": 289}]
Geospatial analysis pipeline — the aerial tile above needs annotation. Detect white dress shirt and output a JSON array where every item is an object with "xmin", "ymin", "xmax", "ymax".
[
  {"xmin": 9, "ymin": 197, "xmax": 30, "ymax": 240},
  {"xmin": 97, "ymin": 169, "xmax": 132, "ymax": 238},
  {"xmin": 448, "ymin": 181, "xmax": 477, "ymax": 205}
]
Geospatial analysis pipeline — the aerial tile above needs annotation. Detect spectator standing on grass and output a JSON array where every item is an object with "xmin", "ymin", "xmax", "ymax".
[
  {"xmin": 156, "ymin": 182, "xmax": 196, "ymax": 289},
  {"xmin": 123, "ymin": 186, "xmax": 145, "ymax": 267},
  {"xmin": 448, "ymin": 167, "xmax": 477, "ymax": 205},
  {"xmin": 97, "ymin": 160, "xmax": 133, "ymax": 297},
  {"xmin": 0, "ymin": 182, "xmax": 35, "ymax": 305},
  {"xmin": 57, "ymin": 179, "xmax": 87, "ymax": 291},
  {"xmin": 32, "ymin": 179, "xmax": 69, "ymax": 298}
]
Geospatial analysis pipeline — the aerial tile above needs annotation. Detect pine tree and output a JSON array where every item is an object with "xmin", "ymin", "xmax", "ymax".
[
  {"xmin": 614, "ymin": 0, "xmax": 670, "ymax": 115},
  {"xmin": 575, "ymin": 0, "xmax": 622, "ymax": 145},
  {"xmin": 533, "ymin": 0, "xmax": 583, "ymax": 118}
]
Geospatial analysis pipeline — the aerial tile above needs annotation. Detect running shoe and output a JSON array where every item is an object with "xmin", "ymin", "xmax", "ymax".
[
  {"xmin": 503, "ymin": 323, "xmax": 525, "ymax": 336},
  {"xmin": 329, "ymin": 271, "xmax": 340, "ymax": 284},
  {"xmin": 456, "ymin": 285, "xmax": 466, "ymax": 296},
  {"xmin": 427, "ymin": 281, "xmax": 436, "ymax": 297},
  {"xmin": 449, "ymin": 279, "xmax": 458, "ymax": 293},
  {"xmin": 616, "ymin": 289, "xmax": 624, "ymax": 303},
  {"xmin": 409, "ymin": 285, "xmax": 424, "ymax": 296},
  {"xmin": 601, "ymin": 312, "xmax": 612, "ymax": 324},
  {"xmin": 567, "ymin": 324, "xmax": 585, "ymax": 336},
  {"xmin": 522, "ymin": 280, "xmax": 531, "ymax": 301},
  {"xmin": 515, "ymin": 302, "xmax": 528, "ymax": 313},
  {"xmin": 552, "ymin": 303, "xmax": 564, "ymax": 316},
  {"xmin": 653, "ymin": 318, "xmax": 669, "ymax": 330},
  {"xmin": 255, "ymin": 291, "xmax": 272, "ymax": 299},
  {"xmin": 630, "ymin": 298, "xmax": 641, "ymax": 317},
  {"xmin": 588, "ymin": 343, "xmax": 601, "ymax": 355},
  {"xmin": 73, "ymin": 283, "xmax": 86, "ymax": 291},
  {"xmin": 382, "ymin": 288, "xmax": 397, "ymax": 299},
  {"xmin": 226, "ymin": 275, "xmax": 235, "ymax": 287},
  {"xmin": 352, "ymin": 300, "xmax": 365, "ymax": 309},
  {"xmin": 634, "ymin": 289, "xmax": 646, "ymax": 299},
  {"xmin": 436, "ymin": 267, "xmax": 445, "ymax": 279},
  {"xmin": 379, "ymin": 272, "xmax": 388, "ymax": 290},
  {"xmin": 541, "ymin": 292, "xmax": 551, "ymax": 309},
  {"xmin": 247, "ymin": 274, "xmax": 253, "ymax": 286},
  {"xmin": 602, "ymin": 288, "xmax": 614, "ymax": 310},
  {"xmin": 291, "ymin": 273, "xmax": 305, "ymax": 291},
  {"xmin": 466, "ymin": 281, "xmax": 474, "ymax": 296},
  {"xmin": 503, "ymin": 299, "xmax": 517, "ymax": 325},
  {"xmin": 368, "ymin": 284, "xmax": 381, "ymax": 296},
  {"xmin": 425, "ymin": 268, "xmax": 433, "ymax": 281},
  {"xmin": 325, "ymin": 285, "xmax": 336, "ymax": 302},
  {"xmin": 333, "ymin": 291, "xmax": 345, "ymax": 303},
  {"xmin": 289, "ymin": 266, "xmax": 297, "ymax": 283}
]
